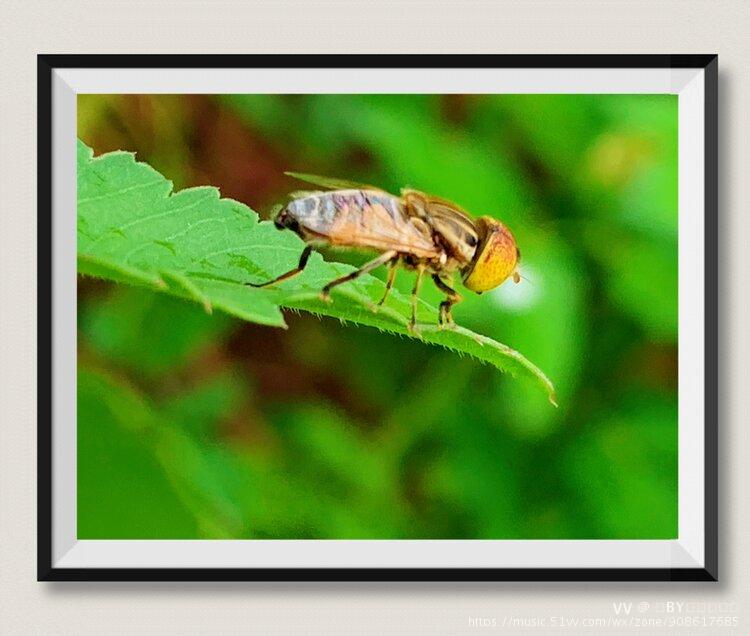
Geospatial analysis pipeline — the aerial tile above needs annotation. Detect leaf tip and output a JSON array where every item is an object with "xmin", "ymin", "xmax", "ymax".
[{"xmin": 549, "ymin": 392, "xmax": 559, "ymax": 408}]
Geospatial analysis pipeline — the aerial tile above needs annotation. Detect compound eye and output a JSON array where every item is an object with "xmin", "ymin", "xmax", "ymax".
[{"xmin": 462, "ymin": 217, "xmax": 519, "ymax": 293}]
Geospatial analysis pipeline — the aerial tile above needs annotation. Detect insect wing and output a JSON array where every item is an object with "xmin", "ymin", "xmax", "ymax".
[
  {"xmin": 309, "ymin": 190, "xmax": 439, "ymax": 258},
  {"xmin": 285, "ymin": 171, "xmax": 391, "ymax": 194},
  {"xmin": 288, "ymin": 189, "xmax": 325, "ymax": 199},
  {"xmin": 353, "ymin": 202, "xmax": 437, "ymax": 257}
]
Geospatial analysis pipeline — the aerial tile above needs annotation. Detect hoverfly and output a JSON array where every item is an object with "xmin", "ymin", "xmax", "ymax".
[{"xmin": 248, "ymin": 172, "xmax": 521, "ymax": 331}]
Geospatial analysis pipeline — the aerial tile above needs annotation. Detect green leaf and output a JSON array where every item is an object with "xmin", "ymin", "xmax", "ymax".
[{"xmin": 77, "ymin": 139, "xmax": 555, "ymax": 403}]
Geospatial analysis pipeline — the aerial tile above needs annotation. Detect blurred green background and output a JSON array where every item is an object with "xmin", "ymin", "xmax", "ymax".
[{"xmin": 77, "ymin": 93, "xmax": 677, "ymax": 539}]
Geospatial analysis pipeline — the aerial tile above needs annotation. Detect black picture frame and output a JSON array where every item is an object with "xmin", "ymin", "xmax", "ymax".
[{"xmin": 38, "ymin": 54, "xmax": 718, "ymax": 582}]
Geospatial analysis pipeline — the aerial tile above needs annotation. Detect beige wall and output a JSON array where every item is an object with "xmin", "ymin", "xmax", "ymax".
[{"xmin": 1, "ymin": 1, "xmax": 747, "ymax": 632}]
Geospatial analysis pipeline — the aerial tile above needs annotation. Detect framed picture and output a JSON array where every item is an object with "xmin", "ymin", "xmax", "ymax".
[{"xmin": 38, "ymin": 54, "xmax": 717, "ymax": 581}]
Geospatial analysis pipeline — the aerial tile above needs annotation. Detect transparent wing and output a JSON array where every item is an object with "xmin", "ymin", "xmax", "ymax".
[
  {"xmin": 325, "ymin": 208, "xmax": 440, "ymax": 259},
  {"xmin": 288, "ymin": 189, "xmax": 325, "ymax": 199},
  {"xmin": 285, "ymin": 171, "xmax": 391, "ymax": 194}
]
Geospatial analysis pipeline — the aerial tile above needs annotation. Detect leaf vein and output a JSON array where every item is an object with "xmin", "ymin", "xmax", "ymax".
[{"xmin": 78, "ymin": 179, "xmax": 166, "ymax": 204}]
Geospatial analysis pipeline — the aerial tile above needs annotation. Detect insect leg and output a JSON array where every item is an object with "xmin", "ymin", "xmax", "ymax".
[
  {"xmin": 245, "ymin": 245, "xmax": 313, "ymax": 288},
  {"xmin": 320, "ymin": 250, "xmax": 398, "ymax": 303},
  {"xmin": 376, "ymin": 258, "xmax": 399, "ymax": 307},
  {"xmin": 408, "ymin": 265, "xmax": 426, "ymax": 334},
  {"xmin": 431, "ymin": 274, "xmax": 463, "ymax": 327}
]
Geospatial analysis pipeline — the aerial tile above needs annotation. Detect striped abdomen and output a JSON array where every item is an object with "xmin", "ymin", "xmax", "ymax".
[{"xmin": 276, "ymin": 189, "xmax": 438, "ymax": 258}]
